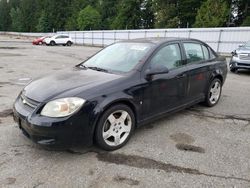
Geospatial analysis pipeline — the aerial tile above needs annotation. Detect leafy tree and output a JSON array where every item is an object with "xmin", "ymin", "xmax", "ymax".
[
  {"xmin": 178, "ymin": 0, "xmax": 205, "ymax": 28},
  {"xmin": 0, "ymin": 0, "xmax": 11, "ymax": 31},
  {"xmin": 194, "ymin": 0, "xmax": 230, "ymax": 27},
  {"xmin": 141, "ymin": 0, "xmax": 155, "ymax": 29},
  {"xmin": 97, "ymin": 0, "xmax": 119, "ymax": 29},
  {"xmin": 77, "ymin": 5, "xmax": 101, "ymax": 30},
  {"xmin": 111, "ymin": 0, "xmax": 142, "ymax": 29},
  {"xmin": 10, "ymin": 7, "xmax": 23, "ymax": 31},
  {"xmin": 242, "ymin": 16, "xmax": 250, "ymax": 26},
  {"xmin": 36, "ymin": 10, "xmax": 50, "ymax": 32},
  {"xmin": 154, "ymin": 0, "xmax": 179, "ymax": 28}
]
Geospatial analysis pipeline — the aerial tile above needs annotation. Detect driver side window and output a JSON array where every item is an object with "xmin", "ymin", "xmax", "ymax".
[{"xmin": 149, "ymin": 44, "xmax": 182, "ymax": 70}]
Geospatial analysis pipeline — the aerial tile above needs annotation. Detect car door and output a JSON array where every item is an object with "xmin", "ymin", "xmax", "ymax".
[
  {"xmin": 141, "ymin": 42, "xmax": 188, "ymax": 119},
  {"xmin": 181, "ymin": 42, "xmax": 212, "ymax": 103},
  {"xmin": 55, "ymin": 36, "xmax": 63, "ymax": 44}
]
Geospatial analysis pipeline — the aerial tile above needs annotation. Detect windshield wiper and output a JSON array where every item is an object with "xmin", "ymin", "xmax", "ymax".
[{"xmin": 87, "ymin": 66, "xmax": 109, "ymax": 73}]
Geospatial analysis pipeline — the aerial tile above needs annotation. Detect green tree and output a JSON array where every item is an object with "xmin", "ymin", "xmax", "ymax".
[
  {"xmin": 141, "ymin": 0, "xmax": 155, "ymax": 29},
  {"xmin": 97, "ymin": 0, "xmax": 119, "ymax": 29},
  {"xmin": 154, "ymin": 0, "xmax": 179, "ymax": 28},
  {"xmin": 178, "ymin": 0, "xmax": 205, "ymax": 28},
  {"xmin": 194, "ymin": 0, "xmax": 230, "ymax": 27},
  {"xmin": 10, "ymin": 7, "xmax": 23, "ymax": 31},
  {"xmin": 0, "ymin": 0, "xmax": 11, "ymax": 31},
  {"xmin": 36, "ymin": 10, "xmax": 50, "ymax": 32},
  {"xmin": 242, "ymin": 16, "xmax": 250, "ymax": 26},
  {"xmin": 77, "ymin": 5, "xmax": 101, "ymax": 30},
  {"xmin": 111, "ymin": 0, "xmax": 142, "ymax": 29}
]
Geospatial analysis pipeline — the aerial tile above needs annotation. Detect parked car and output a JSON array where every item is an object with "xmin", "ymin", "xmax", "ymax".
[
  {"xmin": 44, "ymin": 35, "xmax": 73, "ymax": 46},
  {"xmin": 230, "ymin": 41, "xmax": 250, "ymax": 72},
  {"xmin": 32, "ymin": 36, "xmax": 48, "ymax": 45},
  {"xmin": 13, "ymin": 38, "xmax": 227, "ymax": 150}
]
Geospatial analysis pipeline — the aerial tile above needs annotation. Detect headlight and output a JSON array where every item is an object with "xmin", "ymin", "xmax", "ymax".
[{"xmin": 41, "ymin": 97, "xmax": 86, "ymax": 118}]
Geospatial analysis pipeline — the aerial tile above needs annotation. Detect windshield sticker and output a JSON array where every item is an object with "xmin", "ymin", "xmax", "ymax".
[{"xmin": 130, "ymin": 46, "xmax": 148, "ymax": 51}]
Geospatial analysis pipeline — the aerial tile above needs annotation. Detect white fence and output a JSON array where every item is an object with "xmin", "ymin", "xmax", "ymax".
[
  {"xmin": 1, "ymin": 27, "xmax": 250, "ymax": 53},
  {"xmin": 58, "ymin": 27, "xmax": 250, "ymax": 53}
]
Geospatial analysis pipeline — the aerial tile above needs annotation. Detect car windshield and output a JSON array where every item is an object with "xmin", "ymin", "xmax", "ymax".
[{"xmin": 83, "ymin": 42, "xmax": 153, "ymax": 73}]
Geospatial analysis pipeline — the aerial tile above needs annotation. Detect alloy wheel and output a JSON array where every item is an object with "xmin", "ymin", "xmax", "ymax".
[
  {"xmin": 209, "ymin": 81, "xmax": 221, "ymax": 105},
  {"xmin": 102, "ymin": 110, "xmax": 132, "ymax": 147}
]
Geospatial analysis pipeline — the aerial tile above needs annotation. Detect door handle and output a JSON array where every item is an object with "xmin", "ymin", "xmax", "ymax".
[{"xmin": 176, "ymin": 73, "xmax": 186, "ymax": 79}]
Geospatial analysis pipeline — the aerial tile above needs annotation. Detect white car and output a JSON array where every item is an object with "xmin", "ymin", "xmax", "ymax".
[{"xmin": 44, "ymin": 35, "xmax": 73, "ymax": 46}]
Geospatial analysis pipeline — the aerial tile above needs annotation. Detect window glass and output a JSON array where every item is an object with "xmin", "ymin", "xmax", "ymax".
[
  {"xmin": 56, "ymin": 36, "xmax": 62, "ymax": 39},
  {"xmin": 149, "ymin": 44, "xmax": 182, "ymax": 70},
  {"xmin": 202, "ymin": 45, "xmax": 209, "ymax": 60},
  {"xmin": 183, "ymin": 43, "xmax": 204, "ymax": 63},
  {"xmin": 84, "ymin": 42, "xmax": 153, "ymax": 73}
]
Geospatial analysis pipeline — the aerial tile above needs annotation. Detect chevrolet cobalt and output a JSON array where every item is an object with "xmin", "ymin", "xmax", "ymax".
[{"xmin": 13, "ymin": 38, "xmax": 227, "ymax": 150}]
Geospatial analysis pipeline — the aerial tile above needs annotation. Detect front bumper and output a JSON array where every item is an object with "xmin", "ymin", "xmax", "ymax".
[
  {"xmin": 13, "ymin": 95, "xmax": 94, "ymax": 146},
  {"xmin": 230, "ymin": 56, "xmax": 250, "ymax": 69}
]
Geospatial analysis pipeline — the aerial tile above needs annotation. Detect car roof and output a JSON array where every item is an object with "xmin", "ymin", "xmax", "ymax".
[{"xmin": 119, "ymin": 37, "xmax": 204, "ymax": 45}]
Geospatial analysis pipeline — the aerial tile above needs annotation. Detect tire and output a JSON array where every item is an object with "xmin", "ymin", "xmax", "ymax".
[
  {"xmin": 95, "ymin": 104, "xmax": 135, "ymax": 151},
  {"xmin": 204, "ymin": 78, "xmax": 222, "ymax": 107},
  {"xmin": 230, "ymin": 66, "xmax": 237, "ymax": 73},
  {"xmin": 66, "ymin": 41, "xmax": 72, "ymax": 46},
  {"xmin": 50, "ymin": 41, "xmax": 56, "ymax": 46}
]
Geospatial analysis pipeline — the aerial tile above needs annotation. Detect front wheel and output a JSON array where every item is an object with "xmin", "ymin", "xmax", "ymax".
[
  {"xmin": 204, "ymin": 78, "xmax": 222, "ymax": 107},
  {"xmin": 95, "ymin": 104, "xmax": 135, "ymax": 151}
]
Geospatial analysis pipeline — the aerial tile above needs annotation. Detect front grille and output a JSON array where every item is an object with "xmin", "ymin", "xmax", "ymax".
[
  {"xmin": 238, "ymin": 63, "xmax": 250, "ymax": 67},
  {"xmin": 20, "ymin": 94, "xmax": 40, "ymax": 110},
  {"xmin": 239, "ymin": 54, "xmax": 250, "ymax": 60}
]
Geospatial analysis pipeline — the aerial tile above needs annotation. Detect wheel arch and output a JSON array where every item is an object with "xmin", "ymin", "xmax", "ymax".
[{"xmin": 91, "ymin": 99, "xmax": 138, "ymax": 140}]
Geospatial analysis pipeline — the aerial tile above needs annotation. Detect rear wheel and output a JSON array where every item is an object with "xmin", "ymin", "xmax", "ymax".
[
  {"xmin": 95, "ymin": 104, "xmax": 135, "ymax": 151},
  {"xmin": 66, "ymin": 41, "xmax": 72, "ymax": 46},
  {"xmin": 204, "ymin": 78, "xmax": 222, "ymax": 107}
]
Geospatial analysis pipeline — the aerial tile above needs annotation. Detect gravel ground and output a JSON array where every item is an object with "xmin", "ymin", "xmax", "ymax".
[{"xmin": 0, "ymin": 35, "xmax": 250, "ymax": 188}]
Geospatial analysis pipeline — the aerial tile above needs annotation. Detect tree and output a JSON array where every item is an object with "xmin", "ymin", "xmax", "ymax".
[
  {"xmin": 77, "ymin": 5, "xmax": 101, "ymax": 30},
  {"xmin": 194, "ymin": 0, "xmax": 230, "ymax": 27},
  {"xmin": 10, "ymin": 7, "xmax": 23, "ymax": 31},
  {"xmin": 178, "ymin": 0, "xmax": 205, "ymax": 28},
  {"xmin": 36, "ymin": 10, "xmax": 50, "ymax": 32},
  {"xmin": 111, "ymin": 0, "xmax": 142, "ymax": 29},
  {"xmin": 141, "ymin": 0, "xmax": 155, "ymax": 29},
  {"xmin": 97, "ymin": 0, "xmax": 119, "ymax": 29},
  {"xmin": 154, "ymin": 0, "xmax": 179, "ymax": 28},
  {"xmin": 0, "ymin": 0, "xmax": 11, "ymax": 31}
]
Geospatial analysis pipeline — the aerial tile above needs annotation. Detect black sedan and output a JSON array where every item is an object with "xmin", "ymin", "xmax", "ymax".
[{"xmin": 13, "ymin": 38, "xmax": 227, "ymax": 150}]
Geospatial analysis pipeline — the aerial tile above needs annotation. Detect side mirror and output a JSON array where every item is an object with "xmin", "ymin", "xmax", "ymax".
[
  {"xmin": 145, "ymin": 64, "xmax": 169, "ymax": 81},
  {"xmin": 239, "ymin": 44, "xmax": 244, "ymax": 48}
]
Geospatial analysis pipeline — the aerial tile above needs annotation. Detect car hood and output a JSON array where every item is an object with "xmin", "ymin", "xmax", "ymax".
[
  {"xmin": 236, "ymin": 46, "xmax": 250, "ymax": 54},
  {"xmin": 22, "ymin": 69, "xmax": 123, "ymax": 102}
]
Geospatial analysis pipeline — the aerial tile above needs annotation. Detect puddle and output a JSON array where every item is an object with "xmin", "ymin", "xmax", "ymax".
[
  {"xmin": 97, "ymin": 153, "xmax": 200, "ymax": 174},
  {"xmin": 0, "ymin": 47, "xmax": 21, "ymax": 49},
  {"xmin": 0, "ymin": 109, "xmax": 13, "ymax": 118},
  {"xmin": 176, "ymin": 144, "xmax": 205, "ymax": 153},
  {"xmin": 113, "ymin": 176, "xmax": 139, "ymax": 186},
  {"xmin": 96, "ymin": 152, "xmax": 250, "ymax": 183},
  {"xmin": 170, "ymin": 133, "xmax": 195, "ymax": 144},
  {"xmin": 5, "ymin": 177, "xmax": 16, "ymax": 185},
  {"xmin": 0, "ymin": 53, "xmax": 23, "ymax": 57}
]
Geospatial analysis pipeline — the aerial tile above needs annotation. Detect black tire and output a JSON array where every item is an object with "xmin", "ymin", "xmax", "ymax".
[
  {"xmin": 230, "ymin": 66, "xmax": 237, "ymax": 73},
  {"xmin": 50, "ymin": 41, "xmax": 56, "ymax": 46},
  {"xmin": 95, "ymin": 104, "xmax": 135, "ymax": 151},
  {"xmin": 66, "ymin": 41, "xmax": 72, "ymax": 46},
  {"xmin": 204, "ymin": 78, "xmax": 222, "ymax": 107}
]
